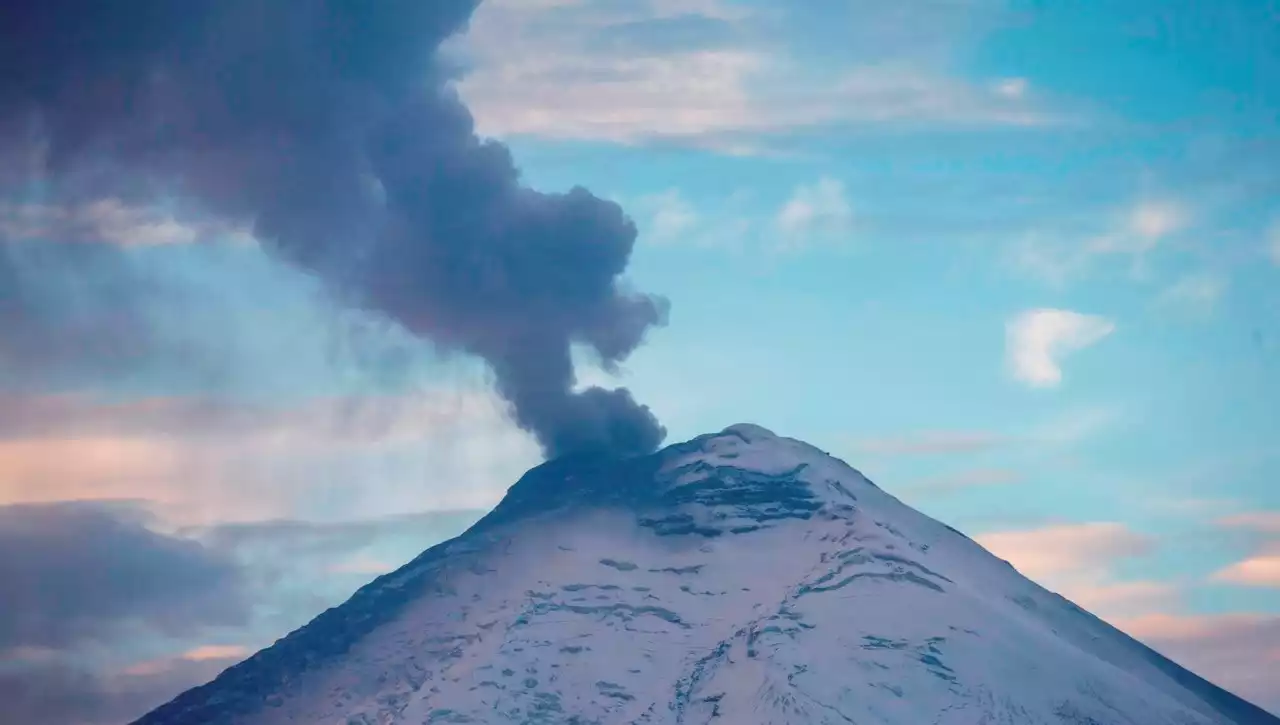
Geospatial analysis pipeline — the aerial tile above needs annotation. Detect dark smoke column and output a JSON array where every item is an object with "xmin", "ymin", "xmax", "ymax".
[{"xmin": 0, "ymin": 0, "xmax": 668, "ymax": 458}]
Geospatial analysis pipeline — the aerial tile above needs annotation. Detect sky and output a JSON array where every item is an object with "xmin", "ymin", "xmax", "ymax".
[{"xmin": 1, "ymin": 0, "xmax": 1279, "ymax": 722}]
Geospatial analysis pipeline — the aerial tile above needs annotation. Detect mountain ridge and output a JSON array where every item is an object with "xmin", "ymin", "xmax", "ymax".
[{"xmin": 134, "ymin": 424, "xmax": 1279, "ymax": 725}]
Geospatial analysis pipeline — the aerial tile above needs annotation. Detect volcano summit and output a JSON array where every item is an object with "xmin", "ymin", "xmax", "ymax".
[{"xmin": 135, "ymin": 425, "xmax": 1278, "ymax": 725}]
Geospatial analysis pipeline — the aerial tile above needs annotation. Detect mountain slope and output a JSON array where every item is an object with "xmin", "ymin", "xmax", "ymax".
[{"xmin": 135, "ymin": 424, "xmax": 1279, "ymax": 725}]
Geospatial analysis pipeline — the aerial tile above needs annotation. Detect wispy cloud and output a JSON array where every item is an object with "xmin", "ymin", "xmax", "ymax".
[
  {"xmin": 1217, "ymin": 512, "xmax": 1280, "ymax": 533},
  {"xmin": 634, "ymin": 189, "xmax": 700, "ymax": 244},
  {"xmin": 976, "ymin": 522, "xmax": 1153, "ymax": 580},
  {"xmin": 177, "ymin": 644, "xmax": 250, "ymax": 662},
  {"xmin": 852, "ymin": 430, "xmax": 1007, "ymax": 456},
  {"xmin": 901, "ymin": 467, "xmax": 1021, "ymax": 496},
  {"xmin": 977, "ymin": 519, "xmax": 1280, "ymax": 711},
  {"xmin": 776, "ymin": 177, "xmax": 853, "ymax": 245},
  {"xmin": 0, "ymin": 390, "xmax": 540, "ymax": 525},
  {"xmin": 1097, "ymin": 200, "xmax": 1190, "ymax": 254},
  {"xmin": 0, "ymin": 199, "xmax": 249, "ymax": 246},
  {"xmin": 451, "ymin": 1, "xmax": 1054, "ymax": 151},
  {"xmin": 977, "ymin": 522, "xmax": 1178, "ymax": 620},
  {"xmin": 1211, "ymin": 511, "xmax": 1280, "ymax": 588},
  {"xmin": 1154, "ymin": 272, "xmax": 1229, "ymax": 318},
  {"xmin": 846, "ymin": 405, "xmax": 1120, "ymax": 464},
  {"xmin": 1005, "ymin": 308, "xmax": 1116, "ymax": 388},
  {"xmin": 1007, "ymin": 199, "xmax": 1191, "ymax": 286},
  {"xmin": 1113, "ymin": 613, "xmax": 1280, "ymax": 713},
  {"xmin": 1212, "ymin": 555, "xmax": 1280, "ymax": 587}
]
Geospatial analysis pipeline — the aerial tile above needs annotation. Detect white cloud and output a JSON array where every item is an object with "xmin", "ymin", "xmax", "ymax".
[
  {"xmin": 1005, "ymin": 308, "xmax": 1115, "ymax": 388},
  {"xmin": 776, "ymin": 177, "xmax": 853, "ymax": 242},
  {"xmin": 1122, "ymin": 200, "xmax": 1188, "ymax": 248},
  {"xmin": 450, "ymin": 1, "xmax": 1052, "ymax": 150},
  {"xmin": 0, "ymin": 198, "xmax": 250, "ymax": 246},
  {"xmin": 1008, "ymin": 199, "xmax": 1190, "ymax": 286},
  {"xmin": 992, "ymin": 77, "xmax": 1029, "ymax": 99},
  {"xmin": 1155, "ymin": 272, "xmax": 1228, "ymax": 318},
  {"xmin": 637, "ymin": 189, "xmax": 699, "ymax": 243}
]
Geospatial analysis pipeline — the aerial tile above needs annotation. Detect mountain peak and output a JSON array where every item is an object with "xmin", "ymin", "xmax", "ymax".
[
  {"xmin": 478, "ymin": 423, "xmax": 868, "ymax": 537},
  {"xmin": 134, "ymin": 426, "xmax": 1280, "ymax": 725}
]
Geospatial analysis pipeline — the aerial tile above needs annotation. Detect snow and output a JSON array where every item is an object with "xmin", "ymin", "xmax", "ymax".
[{"xmin": 134, "ymin": 425, "xmax": 1279, "ymax": 725}]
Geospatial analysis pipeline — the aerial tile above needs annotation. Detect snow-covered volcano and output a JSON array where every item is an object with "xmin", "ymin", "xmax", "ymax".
[{"xmin": 135, "ymin": 425, "xmax": 1278, "ymax": 725}]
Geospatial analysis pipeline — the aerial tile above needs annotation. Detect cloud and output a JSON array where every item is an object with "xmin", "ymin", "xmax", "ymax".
[
  {"xmin": 1114, "ymin": 613, "xmax": 1280, "ymax": 715},
  {"xmin": 0, "ymin": 199, "xmax": 249, "ymax": 247},
  {"xmin": 623, "ymin": 187, "xmax": 760, "ymax": 250},
  {"xmin": 975, "ymin": 522, "xmax": 1179, "ymax": 619},
  {"xmin": 1027, "ymin": 404, "xmax": 1124, "ymax": 445},
  {"xmin": 848, "ymin": 406, "xmax": 1120, "ymax": 461},
  {"xmin": 1211, "ymin": 511, "xmax": 1280, "ymax": 588},
  {"xmin": 635, "ymin": 189, "xmax": 699, "ymax": 244},
  {"xmin": 0, "ymin": 502, "xmax": 248, "ymax": 652},
  {"xmin": 0, "ymin": 651, "xmax": 245, "ymax": 725},
  {"xmin": 0, "ymin": 391, "xmax": 539, "ymax": 525},
  {"xmin": 978, "ymin": 521, "xmax": 1280, "ymax": 712},
  {"xmin": 1212, "ymin": 555, "xmax": 1280, "ymax": 587},
  {"xmin": 1008, "ymin": 199, "xmax": 1190, "ymax": 286},
  {"xmin": 0, "ymin": 505, "xmax": 484, "ymax": 725},
  {"xmin": 450, "ymin": 1, "xmax": 1052, "ymax": 150},
  {"xmin": 900, "ymin": 467, "xmax": 1022, "ymax": 496},
  {"xmin": 776, "ymin": 177, "xmax": 854, "ymax": 243},
  {"xmin": 1155, "ymin": 272, "xmax": 1228, "ymax": 318},
  {"xmin": 1100, "ymin": 200, "xmax": 1190, "ymax": 253},
  {"xmin": 0, "ymin": 236, "xmax": 435, "ymax": 400},
  {"xmin": 178, "ymin": 645, "xmax": 250, "ymax": 663},
  {"xmin": 196, "ymin": 510, "xmax": 484, "ymax": 566},
  {"xmin": 1217, "ymin": 512, "xmax": 1280, "ymax": 533},
  {"xmin": 1005, "ymin": 308, "xmax": 1115, "ymax": 387},
  {"xmin": 976, "ymin": 522, "xmax": 1154, "ymax": 580},
  {"xmin": 992, "ymin": 77, "xmax": 1029, "ymax": 99},
  {"xmin": 852, "ymin": 430, "xmax": 1007, "ymax": 456}
]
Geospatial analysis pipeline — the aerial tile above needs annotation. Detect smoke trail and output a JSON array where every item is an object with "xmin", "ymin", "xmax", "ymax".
[{"xmin": 0, "ymin": 0, "xmax": 668, "ymax": 458}]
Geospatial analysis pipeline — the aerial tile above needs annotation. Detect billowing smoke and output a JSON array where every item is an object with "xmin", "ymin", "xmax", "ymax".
[{"xmin": 0, "ymin": 1, "xmax": 668, "ymax": 458}]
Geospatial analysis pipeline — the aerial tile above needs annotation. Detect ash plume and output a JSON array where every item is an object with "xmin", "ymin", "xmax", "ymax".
[{"xmin": 0, "ymin": 0, "xmax": 667, "ymax": 458}]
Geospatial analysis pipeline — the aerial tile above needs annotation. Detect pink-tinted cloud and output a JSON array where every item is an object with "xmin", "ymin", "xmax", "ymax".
[
  {"xmin": 977, "ymin": 521, "xmax": 1280, "ymax": 711},
  {"xmin": 976, "ymin": 522, "xmax": 1153, "ymax": 580},
  {"xmin": 1217, "ymin": 512, "xmax": 1280, "ymax": 533},
  {"xmin": 975, "ymin": 523, "xmax": 1172, "ymax": 620},
  {"xmin": 1115, "ymin": 613, "xmax": 1280, "ymax": 714},
  {"xmin": 1213, "ymin": 555, "xmax": 1280, "ymax": 588},
  {"xmin": 0, "ymin": 390, "xmax": 539, "ymax": 525},
  {"xmin": 1211, "ymin": 511, "xmax": 1280, "ymax": 588}
]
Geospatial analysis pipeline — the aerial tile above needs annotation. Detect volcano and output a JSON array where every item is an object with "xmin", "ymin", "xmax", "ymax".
[{"xmin": 134, "ymin": 424, "xmax": 1278, "ymax": 725}]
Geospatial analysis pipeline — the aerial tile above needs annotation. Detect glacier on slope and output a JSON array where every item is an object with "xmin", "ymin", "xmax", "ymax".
[{"xmin": 134, "ymin": 424, "xmax": 1279, "ymax": 725}]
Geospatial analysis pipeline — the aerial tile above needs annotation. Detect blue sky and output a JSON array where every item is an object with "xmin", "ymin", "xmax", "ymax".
[
  {"xmin": 1, "ymin": 0, "xmax": 1278, "ymax": 718},
  {"xmin": 447, "ymin": 0, "xmax": 1280, "ymax": 705}
]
